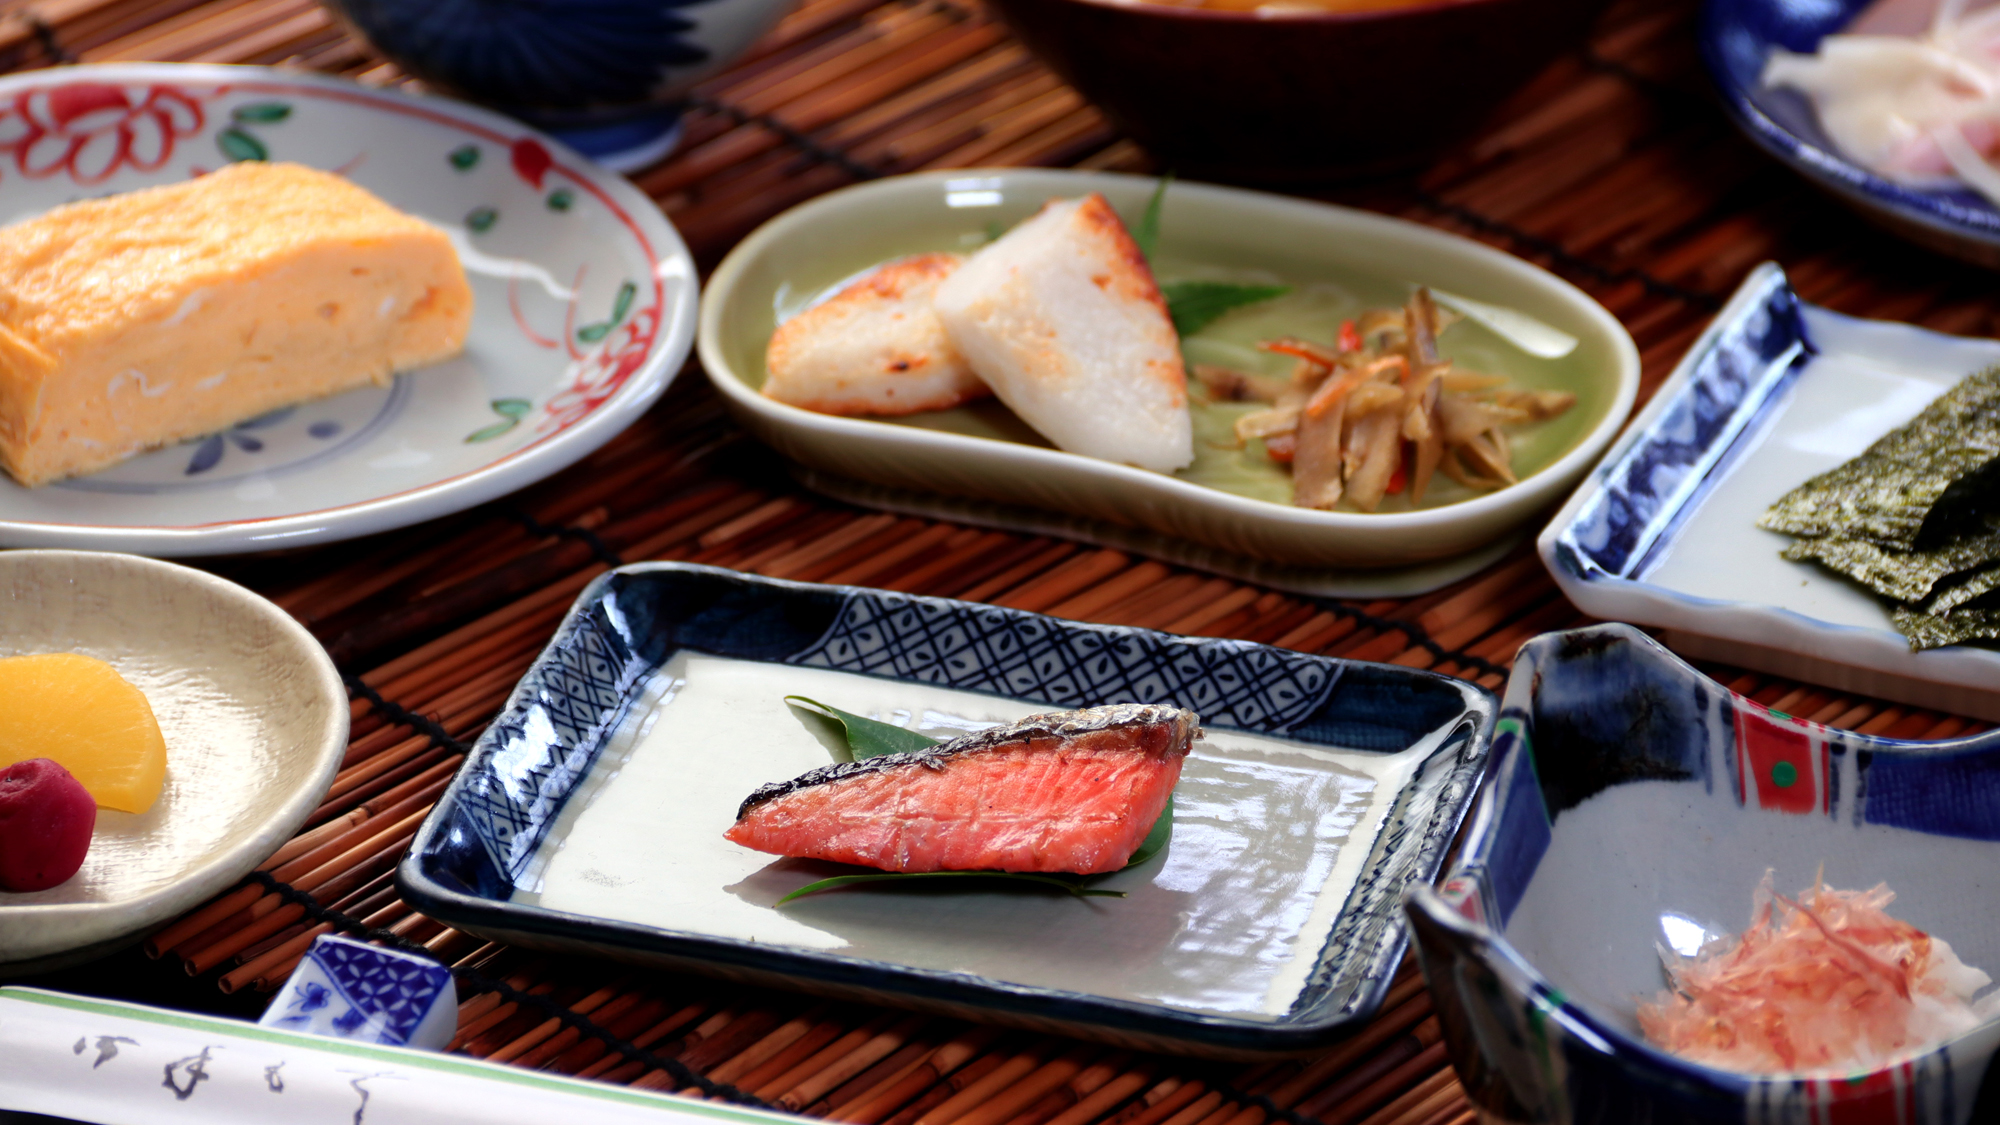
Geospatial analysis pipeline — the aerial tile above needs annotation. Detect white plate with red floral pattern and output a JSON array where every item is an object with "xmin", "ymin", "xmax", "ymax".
[{"xmin": 0, "ymin": 63, "xmax": 695, "ymax": 556}]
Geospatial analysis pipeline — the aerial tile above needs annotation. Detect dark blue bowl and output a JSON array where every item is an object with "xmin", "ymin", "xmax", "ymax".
[
  {"xmin": 324, "ymin": 0, "xmax": 796, "ymax": 169},
  {"xmin": 1702, "ymin": 0, "xmax": 2000, "ymax": 266}
]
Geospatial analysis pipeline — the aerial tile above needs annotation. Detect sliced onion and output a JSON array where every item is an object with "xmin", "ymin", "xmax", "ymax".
[{"xmin": 1930, "ymin": 121, "xmax": 2000, "ymax": 206}]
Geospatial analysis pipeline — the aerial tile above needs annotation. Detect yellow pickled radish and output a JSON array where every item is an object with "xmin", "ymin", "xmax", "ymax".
[{"xmin": 0, "ymin": 653, "xmax": 165, "ymax": 813}]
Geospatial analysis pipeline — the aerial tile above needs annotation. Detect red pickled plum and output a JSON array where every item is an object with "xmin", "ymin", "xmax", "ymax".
[{"xmin": 0, "ymin": 758, "xmax": 95, "ymax": 892}]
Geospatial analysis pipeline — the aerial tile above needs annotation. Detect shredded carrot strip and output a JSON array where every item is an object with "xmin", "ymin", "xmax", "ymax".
[
  {"xmin": 1304, "ymin": 355, "xmax": 1405, "ymax": 420},
  {"xmin": 1260, "ymin": 338, "xmax": 1341, "ymax": 366}
]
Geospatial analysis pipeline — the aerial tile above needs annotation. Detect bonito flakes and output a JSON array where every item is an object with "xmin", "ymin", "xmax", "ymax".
[{"xmin": 1637, "ymin": 870, "xmax": 1997, "ymax": 1074}]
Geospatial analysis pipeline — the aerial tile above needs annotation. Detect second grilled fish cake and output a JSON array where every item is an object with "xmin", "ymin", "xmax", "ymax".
[{"xmin": 726, "ymin": 703, "xmax": 1198, "ymax": 875}]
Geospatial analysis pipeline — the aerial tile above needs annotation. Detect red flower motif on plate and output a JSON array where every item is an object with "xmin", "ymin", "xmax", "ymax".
[
  {"xmin": 540, "ymin": 295, "xmax": 662, "ymax": 435},
  {"xmin": 0, "ymin": 83, "xmax": 206, "ymax": 184}
]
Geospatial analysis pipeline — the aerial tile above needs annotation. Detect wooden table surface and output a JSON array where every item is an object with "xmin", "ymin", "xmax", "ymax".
[{"xmin": 4, "ymin": 1, "xmax": 1996, "ymax": 1124}]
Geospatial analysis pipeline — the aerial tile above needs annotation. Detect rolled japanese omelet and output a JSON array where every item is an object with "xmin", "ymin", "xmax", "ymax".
[{"xmin": 0, "ymin": 161, "xmax": 472, "ymax": 487}]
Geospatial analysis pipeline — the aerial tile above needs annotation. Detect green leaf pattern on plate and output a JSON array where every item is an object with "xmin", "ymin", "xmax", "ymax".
[
  {"xmin": 465, "ymin": 206, "xmax": 497, "ymax": 234},
  {"xmin": 232, "ymin": 103, "xmax": 292, "ymax": 124},
  {"xmin": 465, "ymin": 398, "xmax": 532, "ymax": 444},
  {"xmin": 216, "ymin": 128, "xmax": 267, "ymax": 163},
  {"xmin": 218, "ymin": 102, "xmax": 290, "ymax": 163},
  {"xmin": 449, "ymin": 144, "xmax": 481, "ymax": 170},
  {"xmin": 577, "ymin": 281, "xmax": 638, "ymax": 344}
]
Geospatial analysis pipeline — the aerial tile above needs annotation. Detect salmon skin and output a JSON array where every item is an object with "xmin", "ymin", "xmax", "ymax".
[{"xmin": 726, "ymin": 703, "xmax": 1200, "ymax": 875}]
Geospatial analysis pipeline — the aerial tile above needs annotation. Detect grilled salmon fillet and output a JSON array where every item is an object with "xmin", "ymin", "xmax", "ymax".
[
  {"xmin": 725, "ymin": 703, "xmax": 1198, "ymax": 875},
  {"xmin": 763, "ymin": 252, "xmax": 988, "ymax": 416}
]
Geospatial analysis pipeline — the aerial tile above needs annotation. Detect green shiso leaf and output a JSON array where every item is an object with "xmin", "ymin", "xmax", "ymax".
[
  {"xmin": 1133, "ymin": 173, "xmax": 1172, "ymax": 261},
  {"xmin": 1162, "ymin": 280, "xmax": 1290, "ymax": 337},
  {"xmin": 1122, "ymin": 796, "xmax": 1172, "ymax": 870},
  {"xmin": 776, "ymin": 870, "xmax": 1126, "ymax": 906},
  {"xmin": 785, "ymin": 695, "xmax": 940, "ymax": 762}
]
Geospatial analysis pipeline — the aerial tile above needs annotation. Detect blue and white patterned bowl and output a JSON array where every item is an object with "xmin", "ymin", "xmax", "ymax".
[
  {"xmin": 324, "ymin": 0, "xmax": 800, "ymax": 170},
  {"xmin": 1407, "ymin": 624, "xmax": 2000, "ymax": 1125},
  {"xmin": 398, "ymin": 562, "xmax": 1497, "ymax": 1056},
  {"xmin": 1702, "ymin": 0, "xmax": 2000, "ymax": 267}
]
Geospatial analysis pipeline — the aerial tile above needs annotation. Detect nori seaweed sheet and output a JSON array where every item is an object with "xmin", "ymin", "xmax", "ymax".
[
  {"xmin": 1925, "ymin": 560, "xmax": 2000, "ymax": 616},
  {"xmin": 1781, "ymin": 524, "xmax": 2000, "ymax": 603},
  {"xmin": 1762, "ymin": 367, "xmax": 2000, "ymax": 651},
  {"xmin": 1758, "ymin": 366, "xmax": 2000, "ymax": 547},
  {"xmin": 1892, "ymin": 605, "xmax": 2000, "ymax": 649}
]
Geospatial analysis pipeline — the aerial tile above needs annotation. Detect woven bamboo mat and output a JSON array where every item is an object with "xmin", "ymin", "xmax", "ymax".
[{"xmin": 5, "ymin": 0, "xmax": 1998, "ymax": 1122}]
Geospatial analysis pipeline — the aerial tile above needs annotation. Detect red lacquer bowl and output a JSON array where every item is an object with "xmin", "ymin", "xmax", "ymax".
[{"xmin": 987, "ymin": 0, "xmax": 1609, "ymax": 182}]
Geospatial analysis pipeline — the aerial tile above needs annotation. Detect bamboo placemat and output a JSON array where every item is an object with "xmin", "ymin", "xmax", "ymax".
[{"xmin": 5, "ymin": 0, "xmax": 1998, "ymax": 1122}]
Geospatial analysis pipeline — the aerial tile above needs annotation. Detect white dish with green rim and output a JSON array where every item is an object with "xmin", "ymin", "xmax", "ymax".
[
  {"xmin": 698, "ymin": 169, "xmax": 1639, "ymax": 585},
  {"xmin": 0, "ymin": 987, "xmax": 791, "ymax": 1125},
  {"xmin": 0, "ymin": 63, "xmax": 695, "ymax": 557}
]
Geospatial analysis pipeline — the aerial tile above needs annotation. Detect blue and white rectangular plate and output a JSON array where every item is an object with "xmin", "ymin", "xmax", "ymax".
[
  {"xmin": 1540, "ymin": 262, "xmax": 2000, "ymax": 721},
  {"xmin": 0, "ymin": 987, "xmax": 792, "ymax": 1125},
  {"xmin": 397, "ymin": 563, "xmax": 1494, "ymax": 1057}
]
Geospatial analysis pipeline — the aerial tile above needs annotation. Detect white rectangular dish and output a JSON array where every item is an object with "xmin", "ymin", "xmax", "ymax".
[
  {"xmin": 398, "ymin": 564, "xmax": 1496, "ymax": 1056},
  {"xmin": 1540, "ymin": 262, "xmax": 2000, "ymax": 720}
]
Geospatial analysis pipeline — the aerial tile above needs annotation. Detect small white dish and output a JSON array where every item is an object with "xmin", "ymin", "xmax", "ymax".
[
  {"xmin": 699, "ymin": 168, "xmax": 1639, "ymax": 573},
  {"xmin": 0, "ymin": 63, "xmax": 696, "ymax": 557},
  {"xmin": 0, "ymin": 550, "xmax": 347, "ymax": 970},
  {"xmin": 1540, "ymin": 262, "xmax": 2000, "ymax": 721}
]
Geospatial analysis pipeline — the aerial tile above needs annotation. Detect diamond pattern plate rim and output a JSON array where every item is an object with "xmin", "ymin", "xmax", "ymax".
[
  {"xmin": 459, "ymin": 606, "xmax": 653, "ymax": 884},
  {"xmin": 787, "ymin": 589, "xmax": 1342, "ymax": 733}
]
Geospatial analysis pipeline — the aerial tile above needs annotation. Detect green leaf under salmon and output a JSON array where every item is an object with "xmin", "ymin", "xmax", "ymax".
[
  {"xmin": 785, "ymin": 695, "xmax": 941, "ymax": 761},
  {"xmin": 775, "ymin": 699, "xmax": 1177, "ymax": 905}
]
